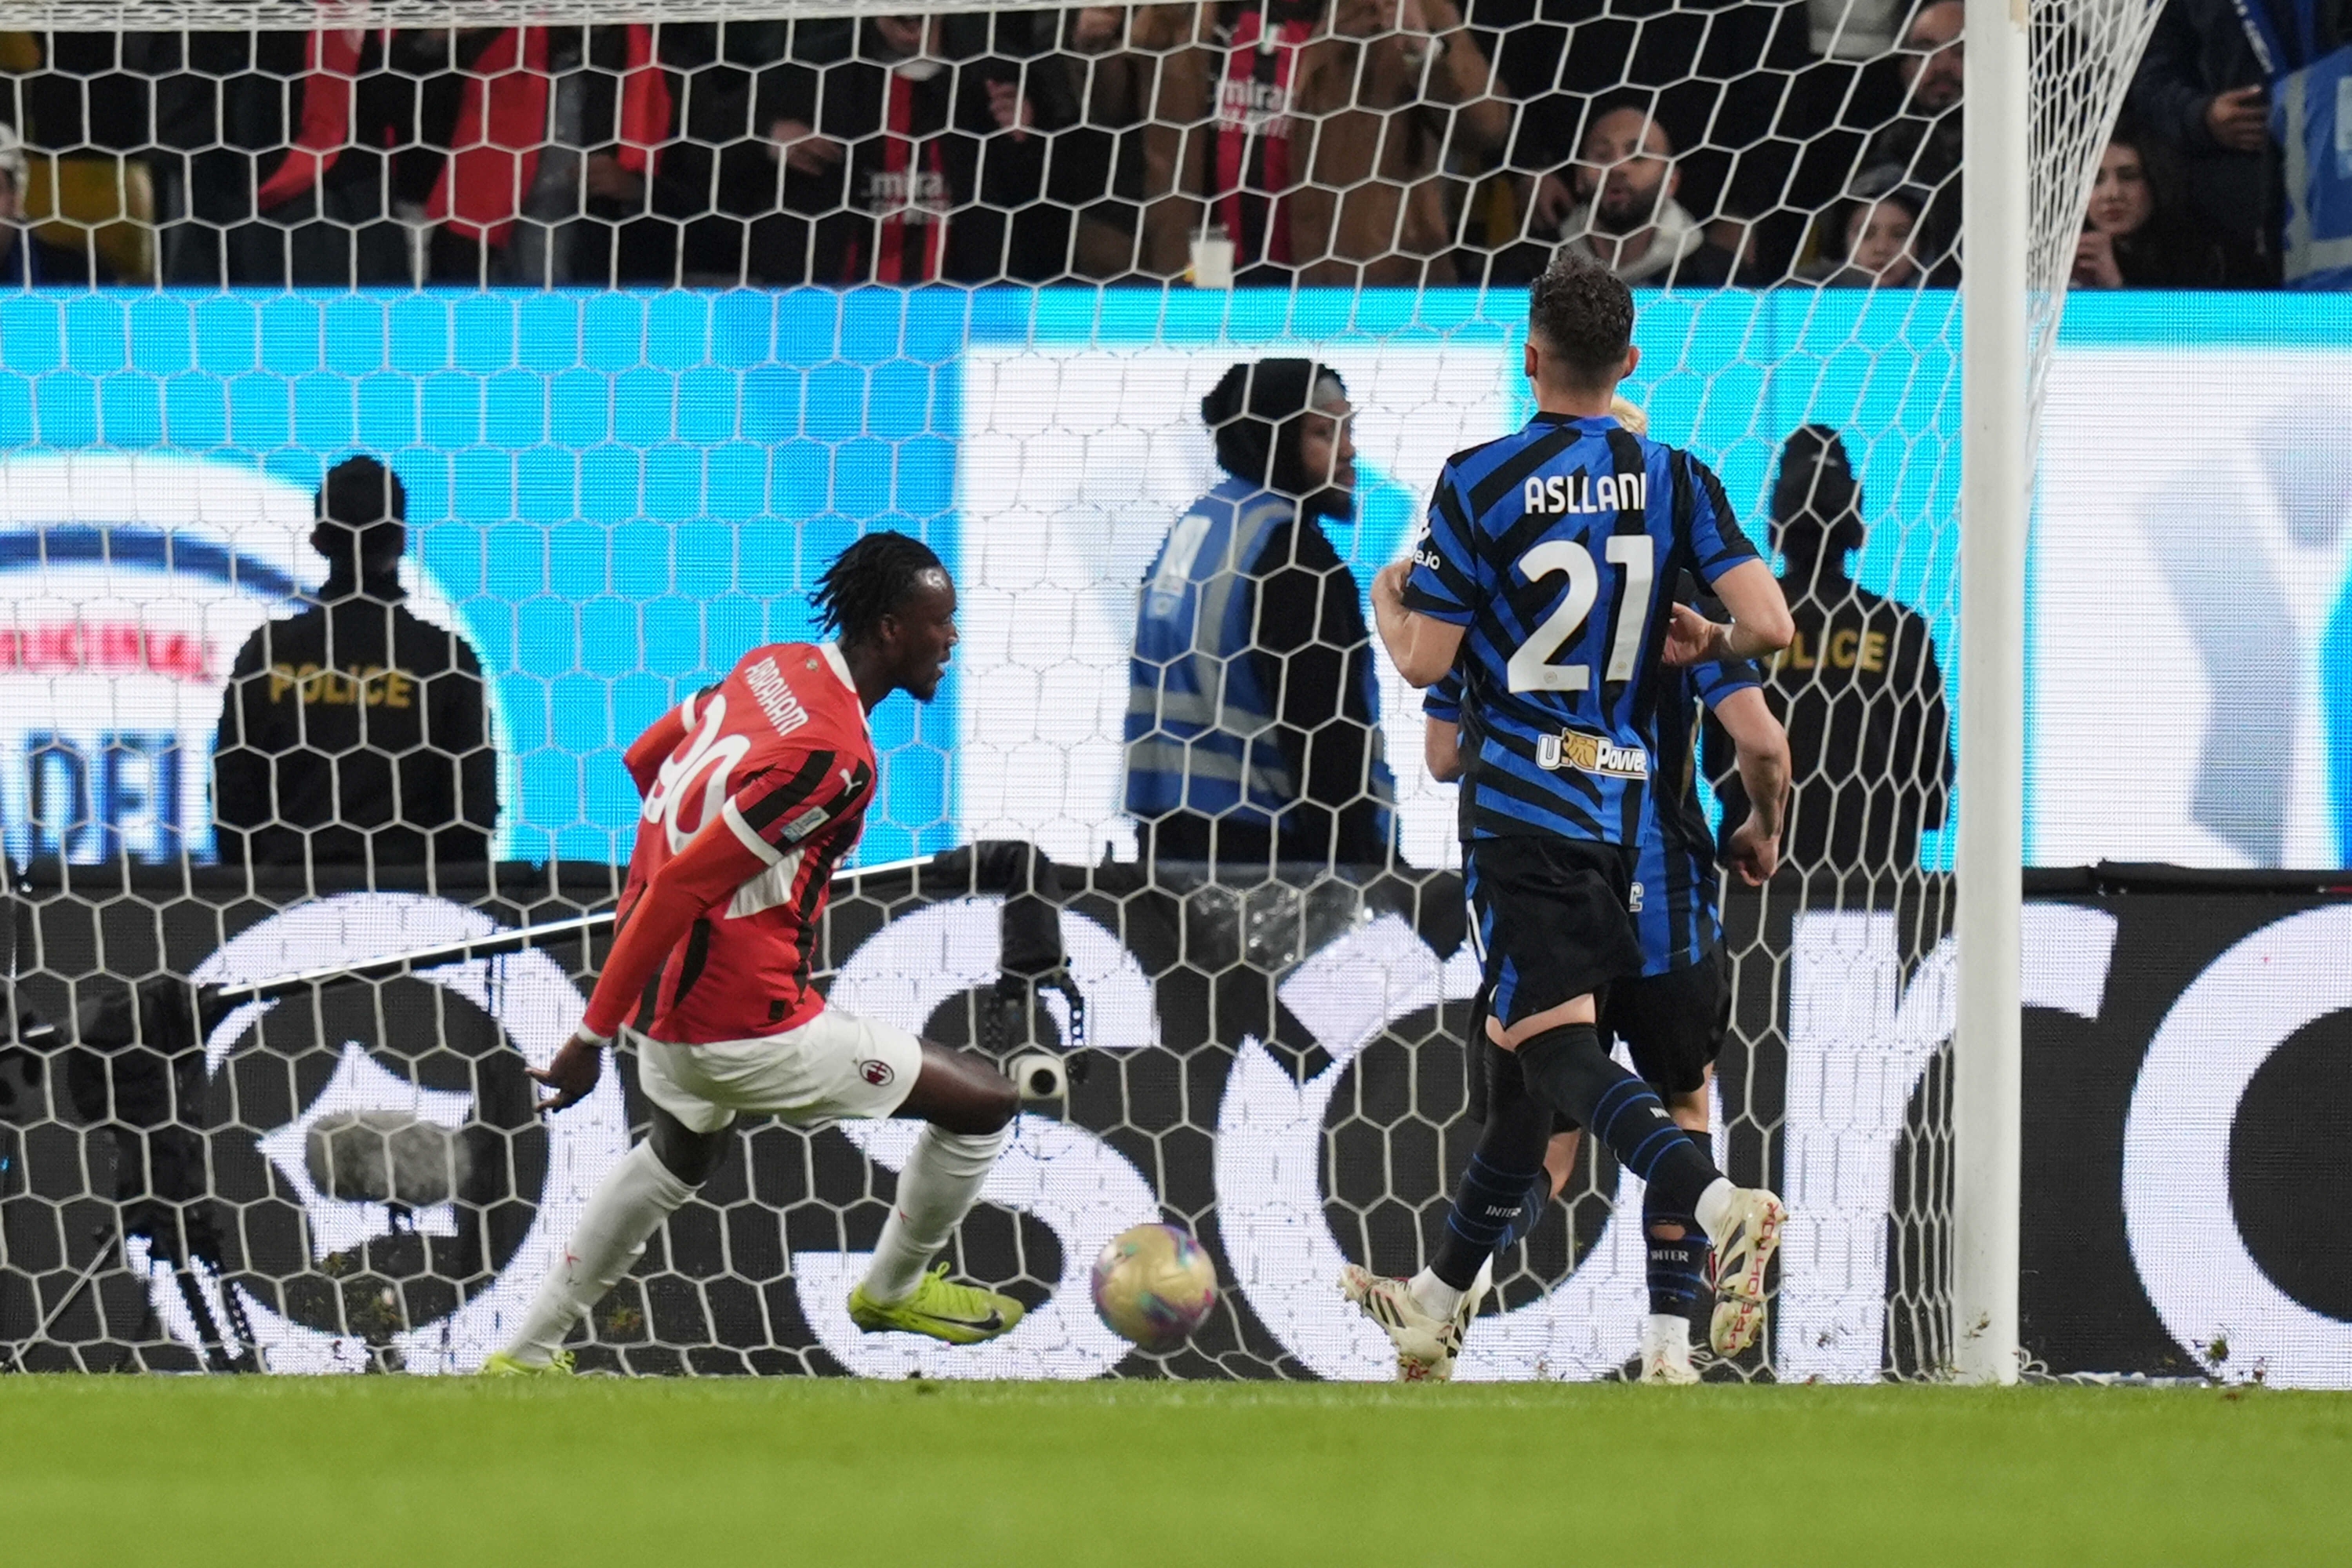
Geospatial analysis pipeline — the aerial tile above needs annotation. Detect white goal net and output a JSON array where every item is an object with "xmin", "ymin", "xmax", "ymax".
[{"xmin": 0, "ymin": 0, "xmax": 2168, "ymax": 1382}]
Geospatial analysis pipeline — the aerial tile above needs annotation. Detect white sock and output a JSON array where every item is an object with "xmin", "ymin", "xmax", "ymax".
[
  {"xmin": 1407, "ymin": 1267, "xmax": 1466, "ymax": 1320},
  {"xmin": 1643, "ymin": 1312, "xmax": 1693, "ymax": 1358},
  {"xmin": 1694, "ymin": 1178, "xmax": 1737, "ymax": 1247},
  {"xmin": 498, "ymin": 1141, "xmax": 695, "ymax": 1367},
  {"xmin": 858, "ymin": 1123, "xmax": 1011, "ymax": 1305}
]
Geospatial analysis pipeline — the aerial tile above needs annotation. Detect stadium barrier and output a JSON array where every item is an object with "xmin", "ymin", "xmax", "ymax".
[{"xmin": 5, "ymin": 859, "xmax": 2346, "ymax": 1384}]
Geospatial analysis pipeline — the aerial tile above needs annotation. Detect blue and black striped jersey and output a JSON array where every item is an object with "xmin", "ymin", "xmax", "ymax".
[
  {"xmin": 1427, "ymin": 654, "xmax": 1760, "ymax": 977},
  {"xmin": 1404, "ymin": 412, "xmax": 1758, "ymax": 846}
]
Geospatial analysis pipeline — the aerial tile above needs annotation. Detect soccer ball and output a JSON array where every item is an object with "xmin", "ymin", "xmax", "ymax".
[{"xmin": 1090, "ymin": 1222, "xmax": 1218, "ymax": 1352}]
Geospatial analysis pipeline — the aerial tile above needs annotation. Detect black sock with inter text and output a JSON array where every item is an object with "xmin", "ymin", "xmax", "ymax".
[
  {"xmin": 1643, "ymin": 1131, "xmax": 1712, "ymax": 1319},
  {"xmin": 1494, "ymin": 1168, "xmax": 1555, "ymax": 1258},
  {"xmin": 1517, "ymin": 1024, "xmax": 1719, "ymax": 1217},
  {"xmin": 1428, "ymin": 1091, "xmax": 1552, "ymax": 1292}
]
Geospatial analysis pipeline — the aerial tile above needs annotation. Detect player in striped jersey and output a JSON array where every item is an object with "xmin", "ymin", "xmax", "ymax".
[
  {"xmin": 1421, "ymin": 618, "xmax": 1788, "ymax": 1381},
  {"xmin": 486, "ymin": 535, "xmax": 1027, "ymax": 1374},
  {"xmin": 1345, "ymin": 256, "xmax": 1795, "ymax": 1377}
]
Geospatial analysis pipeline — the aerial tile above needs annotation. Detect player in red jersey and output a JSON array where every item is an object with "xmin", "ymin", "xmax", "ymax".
[{"xmin": 485, "ymin": 535, "xmax": 1025, "ymax": 1374}]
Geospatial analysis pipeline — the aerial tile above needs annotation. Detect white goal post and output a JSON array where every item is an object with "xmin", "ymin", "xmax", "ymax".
[
  {"xmin": 1954, "ymin": 0, "xmax": 2029, "ymax": 1390},
  {"xmin": 1955, "ymin": 0, "xmax": 2169, "ymax": 1385}
]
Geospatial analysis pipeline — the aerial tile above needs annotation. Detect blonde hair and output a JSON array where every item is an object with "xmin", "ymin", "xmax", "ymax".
[{"xmin": 1609, "ymin": 394, "xmax": 1650, "ymax": 437}]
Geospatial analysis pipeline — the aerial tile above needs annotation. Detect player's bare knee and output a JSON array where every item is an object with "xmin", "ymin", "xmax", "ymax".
[
  {"xmin": 910, "ymin": 1044, "xmax": 1020, "ymax": 1135},
  {"xmin": 1491, "ymin": 996, "xmax": 1598, "ymax": 1051},
  {"xmin": 962, "ymin": 1071, "xmax": 1020, "ymax": 1134},
  {"xmin": 648, "ymin": 1110, "xmax": 728, "ymax": 1187},
  {"xmin": 926, "ymin": 1087, "xmax": 1015, "ymax": 1137}
]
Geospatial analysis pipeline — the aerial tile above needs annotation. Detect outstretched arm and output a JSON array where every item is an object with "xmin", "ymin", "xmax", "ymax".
[{"xmin": 531, "ymin": 820, "xmax": 764, "ymax": 1112}]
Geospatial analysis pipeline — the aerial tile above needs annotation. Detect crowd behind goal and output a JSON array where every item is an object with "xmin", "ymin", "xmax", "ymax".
[{"xmin": 0, "ymin": 0, "xmax": 2313, "ymax": 292}]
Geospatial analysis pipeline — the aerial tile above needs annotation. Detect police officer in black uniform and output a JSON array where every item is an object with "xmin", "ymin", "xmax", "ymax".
[
  {"xmin": 1708, "ymin": 425, "xmax": 1951, "ymax": 878},
  {"xmin": 212, "ymin": 456, "xmax": 499, "ymax": 886}
]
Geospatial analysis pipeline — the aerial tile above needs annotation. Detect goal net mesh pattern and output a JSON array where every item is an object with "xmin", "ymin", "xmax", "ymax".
[{"xmin": 0, "ymin": 0, "xmax": 2158, "ymax": 1381}]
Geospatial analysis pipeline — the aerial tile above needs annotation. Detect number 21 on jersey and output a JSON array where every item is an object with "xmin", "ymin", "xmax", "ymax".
[{"xmin": 1506, "ymin": 535, "xmax": 1657, "ymax": 693}]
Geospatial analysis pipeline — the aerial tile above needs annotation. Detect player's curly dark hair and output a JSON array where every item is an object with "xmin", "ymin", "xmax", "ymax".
[
  {"xmin": 811, "ymin": 531, "xmax": 946, "ymax": 646},
  {"xmin": 1528, "ymin": 255, "xmax": 1635, "ymax": 390}
]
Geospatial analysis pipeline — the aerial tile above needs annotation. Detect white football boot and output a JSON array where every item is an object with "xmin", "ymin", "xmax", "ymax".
[
  {"xmin": 1638, "ymin": 1315, "xmax": 1700, "ymax": 1385},
  {"xmin": 1706, "ymin": 1186, "xmax": 1787, "ymax": 1356},
  {"xmin": 1340, "ymin": 1257, "xmax": 1492, "ymax": 1383}
]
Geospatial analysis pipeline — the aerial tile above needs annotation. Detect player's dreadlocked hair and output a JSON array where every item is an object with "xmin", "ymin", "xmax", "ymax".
[{"xmin": 811, "ymin": 532, "xmax": 946, "ymax": 647}]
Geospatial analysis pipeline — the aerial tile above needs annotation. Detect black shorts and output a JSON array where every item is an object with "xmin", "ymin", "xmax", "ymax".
[
  {"xmin": 1602, "ymin": 945, "xmax": 1731, "ymax": 1098},
  {"xmin": 1465, "ymin": 943, "xmax": 1728, "ymax": 1129},
  {"xmin": 1465, "ymin": 835, "xmax": 1642, "ymax": 1030}
]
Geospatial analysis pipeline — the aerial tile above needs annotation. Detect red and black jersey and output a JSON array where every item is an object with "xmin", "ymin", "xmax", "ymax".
[
  {"xmin": 860, "ymin": 65, "xmax": 956, "ymax": 282},
  {"xmin": 1210, "ymin": 1, "xmax": 1319, "ymax": 272},
  {"xmin": 584, "ymin": 641, "xmax": 876, "ymax": 1044}
]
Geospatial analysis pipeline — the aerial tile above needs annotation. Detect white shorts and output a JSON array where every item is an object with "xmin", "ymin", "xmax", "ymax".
[{"xmin": 630, "ymin": 1008, "xmax": 923, "ymax": 1134}]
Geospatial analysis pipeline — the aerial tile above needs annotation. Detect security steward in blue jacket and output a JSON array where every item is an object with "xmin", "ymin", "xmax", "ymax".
[{"xmin": 1125, "ymin": 358, "xmax": 1395, "ymax": 876}]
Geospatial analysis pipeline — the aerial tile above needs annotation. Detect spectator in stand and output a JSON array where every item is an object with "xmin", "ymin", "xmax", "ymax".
[
  {"xmin": 1739, "ymin": 0, "xmax": 1928, "ymax": 282},
  {"xmin": 151, "ymin": 31, "xmax": 422, "ymax": 286},
  {"xmin": 1799, "ymin": 173, "xmax": 1944, "ymax": 288},
  {"xmin": 2073, "ymin": 122, "xmax": 2260, "ymax": 289},
  {"xmin": 1406, "ymin": 0, "xmax": 1516, "ymax": 275},
  {"xmin": 742, "ymin": 13, "xmax": 1058, "ymax": 285},
  {"xmin": 1856, "ymin": 0, "xmax": 1964, "ymax": 270},
  {"xmin": 1478, "ymin": 0, "xmax": 1814, "ymax": 280},
  {"xmin": 1151, "ymin": 0, "xmax": 1508, "ymax": 287},
  {"xmin": 2125, "ymin": 0, "xmax": 2288, "ymax": 285},
  {"xmin": 1037, "ymin": 5, "xmax": 1198, "ymax": 281},
  {"xmin": 423, "ymin": 26, "xmax": 673, "ymax": 286},
  {"xmin": 633, "ymin": 20, "xmax": 797, "ymax": 287},
  {"xmin": 213, "ymin": 456, "xmax": 499, "ymax": 887},
  {"xmin": 0, "ymin": 121, "xmax": 107, "ymax": 284},
  {"xmin": 1490, "ymin": 98, "xmax": 1740, "ymax": 288}
]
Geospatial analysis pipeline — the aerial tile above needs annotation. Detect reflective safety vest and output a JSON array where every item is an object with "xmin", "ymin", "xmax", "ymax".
[
  {"xmin": 1123, "ymin": 477, "xmax": 1392, "ymax": 836},
  {"xmin": 2238, "ymin": 0, "xmax": 2352, "ymax": 286},
  {"xmin": 2277, "ymin": 45, "xmax": 2352, "ymax": 287}
]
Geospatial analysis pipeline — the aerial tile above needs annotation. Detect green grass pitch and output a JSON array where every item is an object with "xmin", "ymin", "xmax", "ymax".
[{"xmin": 8, "ymin": 1377, "xmax": 2347, "ymax": 1566}]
